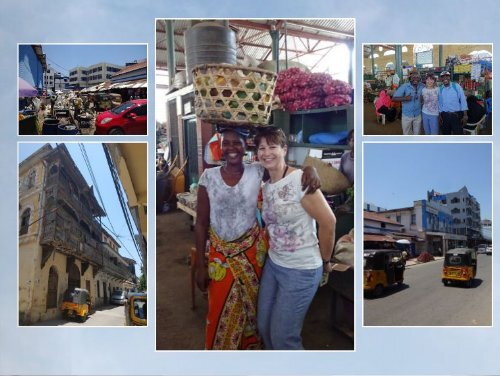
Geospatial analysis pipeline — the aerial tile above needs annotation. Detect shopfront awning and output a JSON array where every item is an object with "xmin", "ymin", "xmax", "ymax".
[
  {"xmin": 364, "ymin": 234, "xmax": 396, "ymax": 243},
  {"xmin": 109, "ymin": 79, "xmax": 147, "ymax": 89}
]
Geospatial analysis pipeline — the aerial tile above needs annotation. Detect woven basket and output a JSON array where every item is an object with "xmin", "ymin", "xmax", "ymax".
[{"xmin": 192, "ymin": 64, "xmax": 277, "ymax": 126}]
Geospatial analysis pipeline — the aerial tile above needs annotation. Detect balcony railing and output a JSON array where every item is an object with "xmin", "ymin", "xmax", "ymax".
[
  {"xmin": 40, "ymin": 208, "xmax": 103, "ymax": 266},
  {"xmin": 45, "ymin": 174, "xmax": 98, "ymax": 221}
]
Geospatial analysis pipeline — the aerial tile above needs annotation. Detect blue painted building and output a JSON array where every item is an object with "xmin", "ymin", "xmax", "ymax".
[{"xmin": 19, "ymin": 45, "xmax": 46, "ymax": 92}]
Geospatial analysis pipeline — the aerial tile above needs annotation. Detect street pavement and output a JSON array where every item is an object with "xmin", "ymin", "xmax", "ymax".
[
  {"xmin": 33, "ymin": 304, "xmax": 125, "ymax": 326},
  {"xmin": 364, "ymin": 254, "xmax": 492, "ymax": 326}
]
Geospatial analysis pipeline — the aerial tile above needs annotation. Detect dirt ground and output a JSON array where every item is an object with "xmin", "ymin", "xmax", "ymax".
[{"xmin": 156, "ymin": 209, "xmax": 354, "ymax": 351}]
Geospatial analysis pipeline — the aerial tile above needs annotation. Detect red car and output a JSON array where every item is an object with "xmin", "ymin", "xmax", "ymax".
[{"xmin": 95, "ymin": 99, "xmax": 147, "ymax": 135}]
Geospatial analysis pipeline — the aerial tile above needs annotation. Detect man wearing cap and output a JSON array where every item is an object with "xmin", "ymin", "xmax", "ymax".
[
  {"xmin": 392, "ymin": 71, "xmax": 425, "ymax": 135},
  {"xmin": 438, "ymin": 71, "xmax": 468, "ymax": 135}
]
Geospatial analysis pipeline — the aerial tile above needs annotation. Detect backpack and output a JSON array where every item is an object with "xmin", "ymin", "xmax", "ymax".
[
  {"xmin": 439, "ymin": 82, "xmax": 459, "ymax": 96},
  {"xmin": 439, "ymin": 82, "xmax": 464, "ymax": 108}
]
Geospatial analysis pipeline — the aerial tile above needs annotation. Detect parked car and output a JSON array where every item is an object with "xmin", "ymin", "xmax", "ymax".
[
  {"xmin": 477, "ymin": 244, "xmax": 487, "ymax": 254},
  {"xmin": 95, "ymin": 99, "xmax": 147, "ymax": 135},
  {"xmin": 486, "ymin": 245, "xmax": 492, "ymax": 255},
  {"xmin": 110, "ymin": 290, "xmax": 127, "ymax": 305}
]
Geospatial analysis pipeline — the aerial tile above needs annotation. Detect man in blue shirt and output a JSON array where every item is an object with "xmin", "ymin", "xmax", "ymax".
[
  {"xmin": 438, "ymin": 71, "xmax": 468, "ymax": 135},
  {"xmin": 392, "ymin": 72, "xmax": 425, "ymax": 135}
]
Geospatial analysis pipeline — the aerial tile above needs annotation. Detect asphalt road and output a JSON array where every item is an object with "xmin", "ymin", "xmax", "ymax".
[
  {"xmin": 364, "ymin": 254, "xmax": 492, "ymax": 326},
  {"xmin": 33, "ymin": 304, "xmax": 126, "ymax": 326}
]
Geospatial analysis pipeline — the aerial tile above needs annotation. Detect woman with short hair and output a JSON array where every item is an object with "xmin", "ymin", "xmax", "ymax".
[{"xmin": 255, "ymin": 126, "xmax": 337, "ymax": 350}]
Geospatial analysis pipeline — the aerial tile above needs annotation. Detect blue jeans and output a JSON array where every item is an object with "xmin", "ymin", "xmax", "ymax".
[
  {"xmin": 422, "ymin": 112, "xmax": 439, "ymax": 135},
  {"xmin": 257, "ymin": 257, "xmax": 323, "ymax": 350}
]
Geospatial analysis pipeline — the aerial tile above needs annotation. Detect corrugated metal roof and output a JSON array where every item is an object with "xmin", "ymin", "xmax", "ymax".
[
  {"xmin": 364, "ymin": 211, "xmax": 404, "ymax": 226},
  {"xmin": 156, "ymin": 19, "xmax": 354, "ymax": 72}
]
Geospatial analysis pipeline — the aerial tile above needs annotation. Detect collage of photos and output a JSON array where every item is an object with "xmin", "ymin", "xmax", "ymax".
[
  {"xmin": 155, "ymin": 19, "xmax": 355, "ymax": 350},
  {"xmin": 15, "ymin": 18, "xmax": 493, "ymax": 361}
]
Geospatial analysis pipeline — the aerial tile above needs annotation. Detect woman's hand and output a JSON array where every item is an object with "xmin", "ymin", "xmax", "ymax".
[
  {"xmin": 301, "ymin": 166, "xmax": 321, "ymax": 194},
  {"xmin": 323, "ymin": 261, "xmax": 334, "ymax": 273}
]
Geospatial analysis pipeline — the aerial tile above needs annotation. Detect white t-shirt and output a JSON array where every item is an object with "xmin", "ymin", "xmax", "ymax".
[
  {"xmin": 262, "ymin": 170, "xmax": 322, "ymax": 269},
  {"xmin": 422, "ymin": 87, "xmax": 439, "ymax": 116},
  {"xmin": 198, "ymin": 163, "xmax": 264, "ymax": 241}
]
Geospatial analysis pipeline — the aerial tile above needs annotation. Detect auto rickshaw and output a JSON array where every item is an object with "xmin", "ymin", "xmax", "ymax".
[
  {"xmin": 442, "ymin": 248, "xmax": 477, "ymax": 287},
  {"xmin": 124, "ymin": 292, "xmax": 147, "ymax": 326},
  {"xmin": 61, "ymin": 288, "xmax": 91, "ymax": 322},
  {"xmin": 364, "ymin": 249, "xmax": 405, "ymax": 297}
]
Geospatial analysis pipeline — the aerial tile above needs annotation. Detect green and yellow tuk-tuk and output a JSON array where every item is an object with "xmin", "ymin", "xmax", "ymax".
[
  {"xmin": 124, "ymin": 292, "xmax": 147, "ymax": 326},
  {"xmin": 442, "ymin": 248, "xmax": 477, "ymax": 287},
  {"xmin": 61, "ymin": 288, "xmax": 91, "ymax": 322},
  {"xmin": 364, "ymin": 249, "xmax": 405, "ymax": 297}
]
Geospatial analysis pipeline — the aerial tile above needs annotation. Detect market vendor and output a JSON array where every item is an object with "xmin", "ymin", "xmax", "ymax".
[
  {"xmin": 466, "ymin": 94, "xmax": 486, "ymax": 124},
  {"xmin": 437, "ymin": 71, "xmax": 468, "ymax": 135},
  {"xmin": 375, "ymin": 88, "xmax": 397, "ymax": 122},
  {"xmin": 391, "ymin": 71, "xmax": 425, "ymax": 135},
  {"xmin": 339, "ymin": 129, "xmax": 354, "ymax": 186}
]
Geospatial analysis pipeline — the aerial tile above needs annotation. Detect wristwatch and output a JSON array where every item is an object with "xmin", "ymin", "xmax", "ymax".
[{"xmin": 322, "ymin": 259, "xmax": 331, "ymax": 265}]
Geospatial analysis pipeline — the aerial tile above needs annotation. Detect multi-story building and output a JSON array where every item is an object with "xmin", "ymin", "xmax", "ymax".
[
  {"xmin": 19, "ymin": 144, "xmax": 134, "ymax": 325},
  {"xmin": 69, "ymin": 62, "xmax": 123, "ymax": 89},
  {"xmin": 43, "ymin": 65, "xmax": 69, "ymax": 92},
  {"xmin": 428, "ymin": 187, "xmax": 482, "ymax": 240},
  {"xmin": 380, "ymin": 199, "xmax": 465, "ymax": 255}
]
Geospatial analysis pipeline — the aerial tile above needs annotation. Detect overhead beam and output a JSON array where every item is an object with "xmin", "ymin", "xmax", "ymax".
[
  {"xmin": 284, "ymin": 20, "xmax": 354, "ymax": 38},
  {"xmin": 229, "ymin": 19, "xmax": 348, "ymax": 43}
]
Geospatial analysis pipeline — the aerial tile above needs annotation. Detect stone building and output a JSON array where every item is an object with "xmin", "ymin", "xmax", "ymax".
[{"xmin": 19, "ymin": 144, "xmax": 134, "ymax": 325}]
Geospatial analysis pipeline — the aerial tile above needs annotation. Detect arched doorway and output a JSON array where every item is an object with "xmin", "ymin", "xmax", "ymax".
[
  {"xmin": 68, "ymin": 263, "xmax": 81, "ymax": 292},
  {"xmin": 46, "ymin": 266, "xmax": 58, "ymax": 309}
]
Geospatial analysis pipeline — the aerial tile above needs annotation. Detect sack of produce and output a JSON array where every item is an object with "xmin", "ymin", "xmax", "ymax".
[
  {"xmin": 302, "ymin": 156, "xmax": 351, "ymax": 194},
  {"xmin": 275, "ymin": 67, "xmax": 353, "ymax": 111}
]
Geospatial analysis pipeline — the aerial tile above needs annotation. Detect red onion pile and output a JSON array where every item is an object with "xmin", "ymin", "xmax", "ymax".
[{"xmin": 274, "ymin": 67, "xmax": 352, "ymax": 111}]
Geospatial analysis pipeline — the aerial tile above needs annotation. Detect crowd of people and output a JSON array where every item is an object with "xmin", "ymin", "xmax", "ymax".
[{"xmin": 374, "ymin": 71, "xmax": 490, "ymax": 135}]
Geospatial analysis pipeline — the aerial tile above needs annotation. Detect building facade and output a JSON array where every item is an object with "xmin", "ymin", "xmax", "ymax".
[
  {"xmin": 428, "ymin": 187, "xmax": 482, "ymax": 240},
  {"xmin": 19, "ymin": 44, "xmax": 46, "ymax": 92},
  {"xmin": 378, "ymin": 199, "xmax": 467, "ymax": 255},
  {"xmin": 43, "ymin": 65, "xmax": 69, "ymax": 92},
  {"xmin": 19, "ymin": 144, "xmax": 134, "ymax": 325},
  {"xmin": 69, "ymin": 62, "xmax": 123, "ymax": 89}
]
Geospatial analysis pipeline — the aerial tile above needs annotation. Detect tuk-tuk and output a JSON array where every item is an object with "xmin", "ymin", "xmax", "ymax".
[
  {"xmin": 442, "ymin": 248, "xmax": 477, "ymax": 287},
  {"xmin": 124, "ymin": 292, "xmax": 147, "ymax": 326},
  {"xmin": 364, "ymin": 249, "xmax": 405, "ymax": 297},
  {"xmin": 61, "ymin": 288, "xmax": 91, "ymax": 322}
]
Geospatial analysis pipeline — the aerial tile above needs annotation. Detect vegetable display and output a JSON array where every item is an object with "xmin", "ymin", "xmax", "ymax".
[{"xmin": 274, "ymin": 67, "xmax": 353, "ymax": 111}]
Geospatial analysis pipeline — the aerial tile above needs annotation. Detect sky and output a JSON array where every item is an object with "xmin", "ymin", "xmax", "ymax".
[
  {"xmin": 19, "ymin": 142, "xmax": 144, "ymax": 274},
  {"xmin": 40, "ymin": 44, "xmax": 147, "ymax": 76},
  {"xmin": 364, "ymin": 142, "xmax": 492, "ymax": 220},
  {"xmin": 2, "ymin": 0, "xmax": 500, "ymax": 375}
]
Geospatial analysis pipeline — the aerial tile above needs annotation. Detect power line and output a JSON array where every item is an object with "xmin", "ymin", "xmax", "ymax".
[
  {"xmin": 102, "ymin": 144, "xmax": 144, "ymax": 267},
  {"xmin": 46, "ymin": 57, "xmax": 70, "ymax": 75},
  {"xmin": 77, "ymin": 144, "xmax": 141, "ymax": 268}
]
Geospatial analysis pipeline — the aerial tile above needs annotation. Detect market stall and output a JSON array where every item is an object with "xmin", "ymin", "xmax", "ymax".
[{"xmin": 363, "ymin": 44, "xmax": 493, "ymax": 135}]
